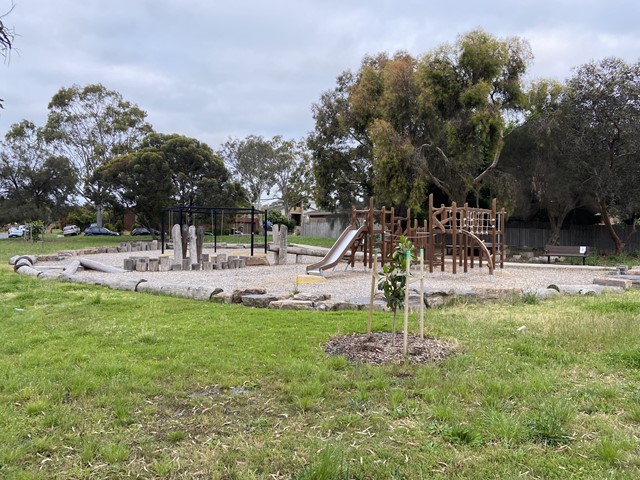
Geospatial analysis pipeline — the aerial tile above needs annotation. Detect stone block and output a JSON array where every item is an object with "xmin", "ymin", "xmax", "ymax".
[
  {"xmin": 148, "ymin": 258, "xmax": 159, "ymax": 272},
  {"xmin": 245, "ymin": 256, "xmax": 270, "ymax": 267},
  {"xmin": 241, "ymin": 294, "xmax": 279, "ymax": 308},
  {"xmin": 292, "ymin": 293, "xmax": 331, "ymax": 302},
  {"xmin": 268, "ymin": 300, "xmax": 315, "ymax": 310},
  {"xmin": 182, "ymin": 259, "xmax": 191, "ymax": 270},
  {"xmin": 172, "ymin": 264, "xmax": 182, "ymax": 271},
  {"xmin": 123, "ymin": 258, "xmax": 135, "ymax": 271},
  {"xmin": 231, "ymin": 288, "xmax": 267, "ymax": 303},
  {"xmin": 593, "ymin": 277, "xmax": 633, "ymax": 289},
  {"xmin": 135, "ymin": 258, "xmax": 149, "ymax": 272}
]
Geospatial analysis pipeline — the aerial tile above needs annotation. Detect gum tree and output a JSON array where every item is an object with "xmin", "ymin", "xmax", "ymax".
[
  {"xmin": 309, "ymin": 29, "xmax": 532, "ymax": 211},
  {"xmin": 565, "ymin": 58, "xmax": 640, "ymax": 253},
  {"xmin": 0, "ymin": 120, "xmax": 76, "ymax": 223},
  {"xmin": 44, "ymin": 83, "xmax": 152, "ymax": 226}
]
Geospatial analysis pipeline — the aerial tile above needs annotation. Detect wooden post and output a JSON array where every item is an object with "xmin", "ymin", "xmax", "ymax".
[
  {"xmin": 381, "ymin": 206, "xmax": 387, "ymax": 265},
  {"xmin": 368, "ymin": 251, "xmax": 378, "ymax": 335},
  {"xmin": 403, "ymin": 249, "xmax": 411, "ymax": 357},
  {"xmin": 451, "ymin": 202, "xmax": 457, "ymax": 275},
  {"xmin": 419, "ymin": 248, "xmax": 425, "ymax": 339}
]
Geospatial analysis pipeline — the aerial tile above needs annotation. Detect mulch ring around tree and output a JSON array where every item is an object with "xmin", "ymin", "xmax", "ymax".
[{"xmin": 325, "ymin": 332, "xmax": 459, "ymax": 365}]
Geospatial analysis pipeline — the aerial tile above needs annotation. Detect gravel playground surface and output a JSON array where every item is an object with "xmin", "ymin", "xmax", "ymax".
[{"xmin": 39, "ymin": 247, "xmax": 617, "ymax": 302}]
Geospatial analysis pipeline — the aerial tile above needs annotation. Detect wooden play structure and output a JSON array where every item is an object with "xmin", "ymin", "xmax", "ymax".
[{"xmin": 308, "ymin": 194, "xmax": 505, "ymax": 275}]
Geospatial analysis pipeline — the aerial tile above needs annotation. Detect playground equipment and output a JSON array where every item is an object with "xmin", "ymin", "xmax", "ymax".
[
  {"xmin": 161, "ymin": 206, "xmax": 268, "ymax": 256},
  {"xmin": 306, "ymin": 194, "xmax": 505, "ymax": 275}
]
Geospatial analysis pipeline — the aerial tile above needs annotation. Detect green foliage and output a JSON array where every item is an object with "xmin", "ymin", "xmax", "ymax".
[
  {"xmin": 268, "ymin": 209, "xmax": 295, "ymax": 231},
  {"xmin": 98, "ymin": 133, "xmax": 248, "ymax": 231},
  {"xmin": 0, "ymin": 120, "xmax": 77, "ymax": 224},
  {"xmin": 377, "ymin": 236, "xmax": 414, "ymax": 341},
  {"xmin": 66, "ymin": 205, "xmax": 96, "ymax": 228},
  {"xmin": 310, "ymin": 29, "xmax": 531, "ymax": 211},
  {"xmin": 25, "ymin": 220, "xmax": 44, "ymax": 241},
  {"xmin": 44, "ymin": 83, "xmax": 152, "ymax": 212}
]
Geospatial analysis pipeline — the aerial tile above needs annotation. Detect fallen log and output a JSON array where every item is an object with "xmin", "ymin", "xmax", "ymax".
[
  {"xmin": 78, "ymin": 258, "xmax": 126, "ymax": 273},
  {"xmin": 101, "ymin": 278, "xmax": 148, "ymax": 292},
  {"xmin": 16, "ymin": 265, "xmax": 41, "ymax": 277},
  {"xmin": 136, "ymin": 282, "xmax": 222, "ymax": 300},
  {"xmin": 62, "ymin": 260, "xmax": 82, "ymax": 276}
]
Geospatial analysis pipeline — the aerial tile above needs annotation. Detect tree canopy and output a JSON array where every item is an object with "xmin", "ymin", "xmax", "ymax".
[
  {"xmin": 0, "ymin": 120, "xmax": 76, "ymax": 223},
  {"xmin": 565, "ymin": 58, "xmax": 640, "ymax": 252},
  {"xmin": 98, "ymin": 133, "xmax": 248, "ymax": 230},
  {"xmin": 309, "ymin": 29, "xmax": 532, "ymax": 212},
  {"xmin": 44, "ymin": 83, "xmax": 153, "ymax": 226}
]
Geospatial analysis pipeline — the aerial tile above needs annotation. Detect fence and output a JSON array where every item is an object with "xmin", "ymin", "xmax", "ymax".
[
  {"xmin": 302, "ymin": 214, "xmax": 639, "ymax": 254},
  {"xmin": 504, "ymin": 222, "xmax": 640, "ymax": 254}
]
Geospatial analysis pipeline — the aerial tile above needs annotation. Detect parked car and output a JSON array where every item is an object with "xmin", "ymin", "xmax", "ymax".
[
  {"xmin": 131, "ymin": 227, "xmax": 160, "ymax": 236},
  {"xmin": 62, "ymin": 225, "xmax": 81, "ymax": 236},
  {"xmin": 8, "ymin": 225, "xmax": 25, "ymax": 238},
  {"xmin": 84, "ymin": 226, "xmax": 120, "ymax": 236}
]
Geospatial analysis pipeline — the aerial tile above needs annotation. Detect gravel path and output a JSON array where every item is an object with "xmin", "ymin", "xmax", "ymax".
[{"xmin": 39, "ymin": 247, "xmax": 617, "ymax": 302}]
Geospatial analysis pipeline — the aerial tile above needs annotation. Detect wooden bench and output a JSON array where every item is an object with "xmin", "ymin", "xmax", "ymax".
[{"xmin": 544, "ymin": 245, "xmax": 590, "ymax": 265}]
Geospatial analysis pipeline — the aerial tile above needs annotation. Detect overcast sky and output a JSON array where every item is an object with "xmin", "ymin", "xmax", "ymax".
[{"xmin": 2, "ymin": 0, "xmax": 640, "ymax": 149}]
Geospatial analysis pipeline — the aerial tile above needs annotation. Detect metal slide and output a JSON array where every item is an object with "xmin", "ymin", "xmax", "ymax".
[{"xmin": 305, "ymin": 225, "xmax": 367, "ymax": 275}]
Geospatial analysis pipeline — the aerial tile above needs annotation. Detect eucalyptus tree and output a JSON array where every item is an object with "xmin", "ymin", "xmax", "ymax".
[
  {"xmin": 565, "ymin": 58, "xmax": 640, "ymax": 253},
  {"xmin": 0, "ymin": 120, "xmax": 76, "ymax": 223},
  {"xmin": 44, "ymin": 83, "xmax": 153, "ymax": 226},
  {"xmin": 309, "ymin": 29, "xmax": 532, "ymax": 212},
  {"xmin": 500, "ymin": 80, "xmax": 592, "ymax": 244},
  {"xmin": 270, "ymin": 137, "xmax": 314, "ymax": 216},
  {"xmin": 218, "ymin": 135, "xmax": 276, "ymax": 209},
  {"xmin": 98, "ymin": 133, "xmax": 247, "ymax": 232}
]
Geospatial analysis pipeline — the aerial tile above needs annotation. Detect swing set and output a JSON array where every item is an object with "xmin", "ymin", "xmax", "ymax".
[{"xmin": 160, "ymin": 205, "xmax": 269, "ymax": 256}]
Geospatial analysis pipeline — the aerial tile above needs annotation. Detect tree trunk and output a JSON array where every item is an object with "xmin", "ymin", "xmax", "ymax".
[
  {"xmin": 96, "ymin": 204, "xmax": 103, "ymax": 227},
  {"xmin": 598, "ymin": 197, "xmax": 625, "ymax": 254}
]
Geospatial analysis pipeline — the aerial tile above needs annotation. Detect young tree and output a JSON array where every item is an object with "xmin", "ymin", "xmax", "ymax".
[
  {"xmin": 377, "ymin": 236, "xmax": 414, "ymax": 347},
  {"xmin": 44, "ymin": 83, "xmax": 152, "ymax": 226},
  {"xmin": 0, "ymin": 120, "xmax": 76, "ymax": 223}
]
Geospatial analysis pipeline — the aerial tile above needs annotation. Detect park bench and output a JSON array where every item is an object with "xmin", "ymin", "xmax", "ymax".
[{"xmin": 544, "ymin": 245, "xmax": 590, "ymax": 265}]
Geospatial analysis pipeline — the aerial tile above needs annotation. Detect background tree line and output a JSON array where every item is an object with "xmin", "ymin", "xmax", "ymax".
[
  {"xmin": 1, "ymin": 28, "xmax": 639, "ymax": 252},
  {"xmin": 309, "ymin": 29, "xmax": 640, "ymax": 253}
]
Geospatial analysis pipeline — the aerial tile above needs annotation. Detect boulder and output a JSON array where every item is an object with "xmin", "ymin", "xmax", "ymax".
[
  {"xmin": 268, "ymin": 300, "xmax": 315, "ymax": 310},
  {"xmin": 245, "ymin": 255, "xmax": 270, "ymax": 267},
  {"xmin": 231, "ymin": 288, "xmax": 266, "ymax": 303},
  {"xmin": 241, "ymin": 294, "xmax": 279, "ymax": 308},
  {"xmin": 292, "ymin": 293, "xmax": 331, "ymax": 302}
]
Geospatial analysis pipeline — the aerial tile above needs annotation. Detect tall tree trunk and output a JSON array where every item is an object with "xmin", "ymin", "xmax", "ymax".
[
  {"xmin": 96, "ymin": 205, "xmax": 103, "ymax": 228},
  {"xmin": 598, "ymin": 197, "xmax": 624, "ymax": 254}
]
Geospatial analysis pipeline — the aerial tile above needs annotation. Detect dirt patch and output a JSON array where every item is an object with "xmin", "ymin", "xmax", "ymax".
[{"xmin": 325, "ymin": 332, "xmax": 459, "ymax": 365}]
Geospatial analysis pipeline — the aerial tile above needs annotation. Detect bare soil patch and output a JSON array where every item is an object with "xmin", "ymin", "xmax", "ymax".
[{"xmin": 325, "ymin": 332, "xmax": 459, "ymax": 365}]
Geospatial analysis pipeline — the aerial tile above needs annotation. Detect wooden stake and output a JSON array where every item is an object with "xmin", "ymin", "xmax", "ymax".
[
  {"xmin": 419, "ymin": 248, "xmax": 425, "ymax": 339},
  {"xmin": 403, "ymin": 250, "xmax": 410, "ymax": 356},
  {"xmin": 368, "ymin": 252, "xmax": 378, "ymax": 335}
]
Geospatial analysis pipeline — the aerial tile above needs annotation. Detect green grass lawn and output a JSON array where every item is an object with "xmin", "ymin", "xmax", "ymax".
[{"xmin": 1, "ymin": 236, "xmax": 640, "ymax": 478}]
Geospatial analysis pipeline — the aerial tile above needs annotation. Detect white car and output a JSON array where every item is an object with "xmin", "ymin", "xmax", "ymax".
[
  {"xmin": 63, "ymin": 225, "xmax": 81, "ymax": 236},
  {"xmin": 8, "ymin": 225, "xmax": 25, "ymax": 238}
]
